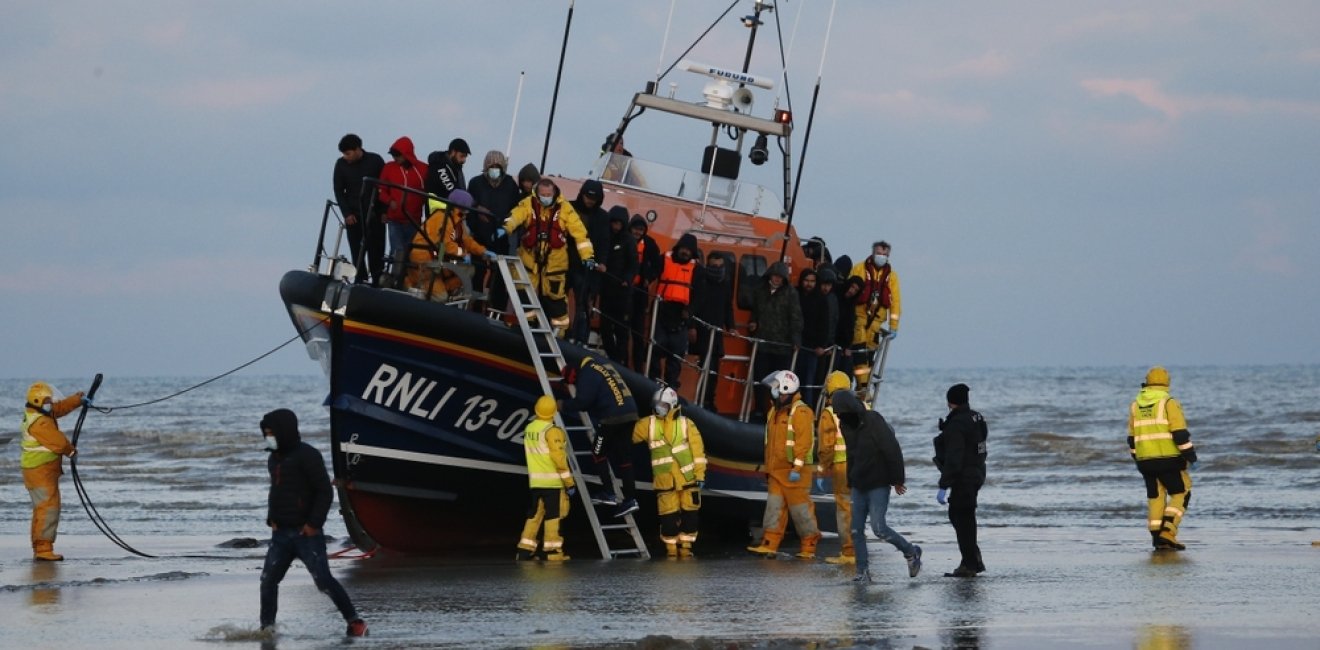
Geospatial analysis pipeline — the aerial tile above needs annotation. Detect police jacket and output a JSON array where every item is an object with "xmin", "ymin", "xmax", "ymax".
[
  {"xmin": 560, "ymin": 359, "xmax": 639, "ymax": 426},
  {"xmin": 833, "ymin": 390, "xmax": 905, "ymax": 491},
  {"xmin": 933, "ymin": 405, "xmax": 988, "ymax": 490},
  {"xmin": 263, "ymin": 409, "xmax": 334, "ymax": 531}
]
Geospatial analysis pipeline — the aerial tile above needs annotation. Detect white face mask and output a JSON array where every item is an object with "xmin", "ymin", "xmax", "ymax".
[
  {"xmin": 872, "ymin": 254, "xmax": 888, "ymax": 267},
  {"xmin": 488, "ymin": 167, "xmax": 502, "ymax": 180},
  {"xmin": 264, "ymin": 436, "xmax": 278, "ymax": 451},
  {"xmin": 654, "ymin": 403, "xmax": 671, "ymax": 418}
]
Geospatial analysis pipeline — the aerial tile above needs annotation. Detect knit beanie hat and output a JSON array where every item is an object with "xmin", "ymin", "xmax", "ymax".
[{"xmin": 483, "ymin": 150, "xmax": 507, "ymax": 170}]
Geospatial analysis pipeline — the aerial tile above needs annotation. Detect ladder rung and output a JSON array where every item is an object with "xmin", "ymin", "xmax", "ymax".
[
  {"xmin": 526, "ymin": 327, "xmax": 553, "ymax": 334},
  {"xmin": 610, "ymin": 548, "xmax": 646, "ymax": 556},
  {"xmin": 599, "ymin": 524, "xmax": 635, "ymax": 531}
]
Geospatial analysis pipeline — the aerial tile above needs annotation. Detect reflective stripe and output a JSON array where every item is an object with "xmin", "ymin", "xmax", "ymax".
[
  {"xmin": 647, "ymin": 416, "xmax": 698, "ymax": 482},
  {"xmin": 543, "ymin": 539, "xmax": 563, "ymax": 550},
  {"xmin": 1149, "ymin": 520, "xmax": 1164, "ymax": 527},
  {"xmin": 1132, "ymin": 433, "xmax": 1174, "ymax": 442},
  {"xmin": 1177, "ymin": 442, "xmax": 1194, "ymax": 450},
  {"xmin": 20, "ymin": 411, "xmax": 58, "ymax": 469},
  {"xmin": 519, "ymin": 537, "xmax": 539, "ymax": 547},
  {"xmin": 1130, "ymin": 397, "xmax": 1180, "ymax": 460},
  {"xmin": 1165, "ymin": 506, "xmax": 1184, "ymax": 516},
  {"xmin": 524, "ymin": 420, "xmax": 568, "ymax": 488}
]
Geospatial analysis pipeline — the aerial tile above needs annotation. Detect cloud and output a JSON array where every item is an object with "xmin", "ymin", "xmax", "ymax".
[
  {"xmin": 159, "ymin": 74, "xmax": 320, "ymax": 111},
  {"xmin": 1081, "ymin": 77, "xmax": 1320, "ymax": 121},
  {"xmin": 931, "ymin": 50, "xmax": 1012, "ymax": 80},
  {"xmin": 836, "ymin": 88, "xmax": 989, "ymax": 124},
  {"xmin": 0, "ymin": 256, "xmax": 290, "ymax": 296}
]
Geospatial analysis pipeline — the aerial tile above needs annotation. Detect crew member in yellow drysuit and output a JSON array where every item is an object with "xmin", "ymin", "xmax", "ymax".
[
  {"xmin": 817, "ymin": 371, "xmax": 856, "ymax": 564},
  {"xmin": 503, "ymin": 178, "xmax": 595, "ymax": 335},
  {"xmin": 21, "ymin": 382, "xmax": 85, "ymax": 561},
  {"xmin": 516, "ymin": 396, "xmax": 575, "ymax": 561},
  {"xmin": 405, "ymin": 189, "xmax": 496, "ymax": 299},
  {"xmin": 1127, "ymin": 366, "xmax": 1197, "ymax": 551},
  {"xmin": 632, "ymin": 387, "xmax": 706, "ymax": 557},
  {"xmin": 849, "ymin": 241, "xmax": 901, "ymax": 386},
  {"xmin": 747, "ymin": 370, "xmax": 821, "ymax": 558}
]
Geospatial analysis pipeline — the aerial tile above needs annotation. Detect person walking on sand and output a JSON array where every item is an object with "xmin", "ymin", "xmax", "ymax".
[
  {"xmin": 747, "ymin": 370, "xmax": 821, "ymax": 559},
  {"xmin": 1127, "ymin": 366, "xmax": 1197, "ymax": 551},
  {"xmin": 818, "ymin": 371, "xmax": 857, "ymax": 565},
  {"xmin": 21, "ymin": 382, "xmax": 86, "ymax": 561},
  {"xmin": 831, "ymin": 388, "xmax": 921, "ymax": 583},
  {"xmin": 933, "ymin": 383, "xmax": 988, "ymax": 577},
  {"xmin": 631, "ymin": 387, "xmax": 706, "ymax": 558},
  {"xmin": 258, "ymin": 409, "xmax": 367, "ymax": 637},
  {"xmin": 516, "ymin": 396, "xmax": 576, "ymax": 562}
]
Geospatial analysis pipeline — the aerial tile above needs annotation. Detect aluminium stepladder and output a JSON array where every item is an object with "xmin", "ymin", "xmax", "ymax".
[{"xmin": 494, "ymin": 255, "xmax": 650, "ymax": 560}]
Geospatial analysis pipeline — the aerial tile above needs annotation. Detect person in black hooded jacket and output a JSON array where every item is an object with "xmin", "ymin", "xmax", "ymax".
[
  {"xmin": 628, "ymin": 215, "xmax": 663, "ymax": 371},
  {"xmin": 689, "ymin": 251, "xmax": 734, "ymax": 411},
  {"xmin": 832, "ymin": 390, "xmax": 922, "ymax": 583},
  {"xmin": 258, "ymin": 409, "xmax": 366, "ymax": 637},
  {"xmin": 599, "ymin": 207, "xmax": 637, "ymax": 363},
  {"xmin": 569, "ymin": 180, "xmax": 612, "ymax": 343}
]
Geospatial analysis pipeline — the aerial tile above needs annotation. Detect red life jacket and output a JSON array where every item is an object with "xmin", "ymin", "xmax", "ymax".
[
  {"xmin": 521, "ymin": 201, "xmax": 566, "ymax": 250},
  {"xmin": 857, "ymin": 262, "xmax": 891, "ymax": 309},
  {"xmin": 634, "ymin": 239, "xmax": 647, "ymax": 286},
  {"xmin": 656, "ymin": 252, "xmax": 695, "ymax": 305}
]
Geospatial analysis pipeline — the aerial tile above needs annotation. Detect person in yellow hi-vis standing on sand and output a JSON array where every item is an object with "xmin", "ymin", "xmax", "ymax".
[
  {"xmin": 516, "ymin": 396, "xmax": 576, "ymax": 561},
  {"xmin": 20, "ymin": 382, "xmax": 86, "ymax": 561},
  {"xmin": 1127, "ymin": 366, "xmax": 1197, "ymax": 551}
]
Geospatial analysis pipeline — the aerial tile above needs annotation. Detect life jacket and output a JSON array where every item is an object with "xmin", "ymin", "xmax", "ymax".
[
  {"xmin": 634, "ymin": 239, "xmax": 647, "ymax": 286},
  {"xmin": 646, "ymin": 416, "xmax": 699, "ymax": 482},
  {"xmin": 1130, "ymin": 394, "xmax": 1180, "ymax": 461},
  {"xmin": 20, "ymin": 410, "xmax": 58, "ymax": 469},
  {"xmin": 521, "ymin": 200, "xmax": 566, "ymax": 250},
  {"xmin": 656, "ymin": 252, "xmax": 695, "ymax": 305},
  {"xmin": 524, "ymin": 419, "xmax": 571, "ymax": 488},
  {"xmin": 822, "ymin": 406, "xmax": 846, "ymax": 463},
  {"xmin": 766, "ymin": 400, "xmax": 815, "ymax": 466},
  {"xmin": 859, "ymin": 262, "xmax": 892, "ymax": 310}
]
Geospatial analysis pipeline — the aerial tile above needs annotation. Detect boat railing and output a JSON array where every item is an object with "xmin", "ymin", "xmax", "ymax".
[
  {"xmin": 591, "ymin": 153, "xmax": 783, "ymax": 218},
  {"xmin": 309, "ymin": 199, "xmax": 360, "ymax": 283}
]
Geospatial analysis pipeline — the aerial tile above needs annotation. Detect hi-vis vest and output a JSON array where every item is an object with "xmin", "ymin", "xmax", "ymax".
[
  {"xmin": 767, "ymin": 401, "xmax": 814, "ymax": 466},
  {"xmin": 425, "ymin": 197, "xmax": 471, "ymax": 261},
  {"xmin": 656, "ymin": 252, "xmax": 695, "ymax": 305},
  {"xmin": 524, "ymin": 420, "xmax": 571, "ymax": 488},
  {"xmin": 823, "ymin": 406, "xmax": 847, "ymax": 463},
  {"xmin": 20, "ymin": 410, "xmax": 59, "ymax": 469},
  {"xmin": 1130, "ymin": 396, "xmax": 1180, "ymax": 461},
  {"xmin": 646, "ymin": 416, "xmax": 698, "ymax": 482}
]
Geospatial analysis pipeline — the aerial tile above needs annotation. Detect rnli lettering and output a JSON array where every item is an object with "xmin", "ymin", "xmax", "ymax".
[{"xmin": 360, "ymin": 363, "xmax": 529, "ymax": 442}]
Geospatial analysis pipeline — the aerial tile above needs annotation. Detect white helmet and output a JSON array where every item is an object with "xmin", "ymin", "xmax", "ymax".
[
  {"xmin": 761, "ymin": 370, "xmax": 800, "ymax": 400},
  {"xmin": 653, "ymin": 387, "xmax": 679, "ymax": 418}
]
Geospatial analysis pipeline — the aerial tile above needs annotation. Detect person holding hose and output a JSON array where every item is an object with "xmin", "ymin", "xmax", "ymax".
[{"xmin": 20, "ymin": 382, "xmax": 85, "ymax": 561}]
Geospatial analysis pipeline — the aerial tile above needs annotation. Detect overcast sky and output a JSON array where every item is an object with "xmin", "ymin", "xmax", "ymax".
[{"xmin": 2, "ymin": 1, "xmax": 1317, "ymax": 380}]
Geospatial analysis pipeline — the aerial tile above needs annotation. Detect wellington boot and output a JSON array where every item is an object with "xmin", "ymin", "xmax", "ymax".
[
  {"xmin": 679, "ymin": 543, "xmax": 694, "ymax": 559},
  {"xmin": 33, "ymin": 549, "xmax": 64, "ymax": 562},
  {"xmin": 665, "ymin": 543, "xmax": 679, "ymax": 558},
  {"xmin": 824, "ymin": 554, "xmax": 856, "ymax": 565},
  {"xmin": 794, "ymin": 550, "xmax": 816, "ymax": 560},
  {"xmin": 544, "ymin": 552, "xmax": 570, "ymax": 562},
  {"xmin": 746, "ymin": 543, "xmax": 778, "ymax": 556}
]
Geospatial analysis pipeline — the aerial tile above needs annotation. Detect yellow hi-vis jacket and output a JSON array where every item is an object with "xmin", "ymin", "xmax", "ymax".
[
  {"xmin": 1127, "ymin": 388, "xmax": 1187, "ymax": 461},
  {"xmin": 816, "ymin": 406, "xmax": 846, "ymax": 474},
  {"xmin": 766, "ymin": 400, "xmax": 816, "ymax": 471},
  {"xmin": 633, "ymin": 414, "xmax": 706, "ymax": 489},
  {"xmin": 20, "ymin": 397, "xmax": 80, "ymax": 470},
  {"xmin": 524, "ymin": 419, "xmax": 574, "ymax": 489}
]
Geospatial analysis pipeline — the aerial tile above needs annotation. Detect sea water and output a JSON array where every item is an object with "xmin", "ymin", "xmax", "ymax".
[{"xmin": 1, "ymin": 365, "xmax": 1318, "ymax": 648}]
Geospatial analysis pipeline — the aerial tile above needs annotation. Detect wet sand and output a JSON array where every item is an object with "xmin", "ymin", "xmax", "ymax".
[{"xmin": 2, "ymin": 525, "xmax": 1317, "ymax": 649}]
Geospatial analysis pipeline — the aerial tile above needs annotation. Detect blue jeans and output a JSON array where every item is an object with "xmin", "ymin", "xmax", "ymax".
[
  {"xmin": 851, "ymin": 486, "xmax": 914, "ymax": 573},
  {"xmin": 259, "ymin": 528, "xmax": 358, "ymax": 627},
  {"xmin": 387, "ymin": 221, "xmax": 418, "ymax": 261}
]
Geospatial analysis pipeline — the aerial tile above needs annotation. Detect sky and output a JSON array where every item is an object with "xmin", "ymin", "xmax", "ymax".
[{"xmin": 2, "ymin": 1, "xmax": 1318, "ymax": 381}]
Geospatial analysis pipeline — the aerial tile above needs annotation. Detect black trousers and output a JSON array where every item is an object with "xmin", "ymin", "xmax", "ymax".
[
  {"xmin": 346, "ymin": 213, "xmax": 386, "ymax": 285},
  {"xmin": 599, "ymin": 286, "xmax": 632, "ymax": 364},
  {"xmin": 949, "ymin": 485, "xmax": 984, "ymax": 572},
  {"xmin": 593, "ymin": 419, "xmax": 637, "ymax": 500}
]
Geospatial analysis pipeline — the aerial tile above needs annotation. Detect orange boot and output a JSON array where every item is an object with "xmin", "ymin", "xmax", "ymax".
[{"xmin": 33, "ymin": 540, "xmax": 63, "ymax": 562}]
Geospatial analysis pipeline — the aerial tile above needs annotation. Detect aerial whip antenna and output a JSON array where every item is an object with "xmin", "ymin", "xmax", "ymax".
[
  {"xmin": 780, "ymin": 0, "xmax": 837, "ymax": 261},
  {"xmin": 540, "ymin": 0, "xmax": 575, "ymax": 173},
  {"xmin": 507, "ymin": 71, "xmax": 525, "ymax": 161}
]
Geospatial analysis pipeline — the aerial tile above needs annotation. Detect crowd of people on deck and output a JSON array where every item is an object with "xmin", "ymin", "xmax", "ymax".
[{"xmin": 332, "ymin": 133, "xmax": 906, "ymax": 412}]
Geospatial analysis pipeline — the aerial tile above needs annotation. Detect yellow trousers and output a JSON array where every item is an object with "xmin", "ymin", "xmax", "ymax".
[
  {"xmin": 518, "ymin": 488, "xmax": 571, "ymax": 555},
  {"xmin": 830, "ymin": 463, "xmax": 853, "ymax": 556},
  {"xmin": 23, "ymin": 461, "xmax": 63, "ymax": 551},
  {"xmin": 758, "ymin": 470, "xmax": 820, "ymax": 553},
  {"xmin": 1145, "ymin": 469, "xmax": 1191, "ymax": 544}
]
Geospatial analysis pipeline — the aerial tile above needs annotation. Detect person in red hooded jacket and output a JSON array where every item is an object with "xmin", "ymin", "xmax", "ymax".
[{"xmin": 378, "ymin": 136, "xmax": 429, "ymax": 272}]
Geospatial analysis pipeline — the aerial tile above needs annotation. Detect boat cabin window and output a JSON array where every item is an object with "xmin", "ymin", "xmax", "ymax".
[
  {"xmin": 802, "ymin": 237, "xmax": 832, "ymax": 268},
  {"xmin": 736, "ymin": 254, "xmax": 767, "ymax": 310},
  {"xmin": 592, "ymin": 153, "xmax": 783, "ymax": 218}
]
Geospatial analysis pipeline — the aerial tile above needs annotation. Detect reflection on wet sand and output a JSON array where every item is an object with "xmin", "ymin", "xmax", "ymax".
[
  {"xmin": 29, "ymin": 562, "xmax": 60, "ymax": 606},
  {"xmin": 940, "ymin": 575, "xmax": 986, "ymax": 649},
  {"xmin": 1138, "ymin": 624, "xmax": 1191, "ymax": 650}
]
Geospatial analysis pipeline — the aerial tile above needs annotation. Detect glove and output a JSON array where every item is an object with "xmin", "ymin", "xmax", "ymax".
[
  {"xmin": 936, "ymin": 488, "xmax": 948, "ymax": 505},
  {"xmin": 696, "ymin": 481, "xmax": 705, "ymax": 490},
  {"xmin": 815, "ymin": 478, "xmax": 827, "ymax": 493},
  {"xmin": 788, "ymin": 470, "xmax": 801, "ymax": 482},
  {"xmin": 461, "ymin": 254, "xmax": 471, "ymax": 264},
  {"xmin": 888, "ymin": 330, "xmax": 898, "ymax": 341},
  {"xmin": 80, "ymin": 395, "xmax": 93, "ymax": 407},
  {"xmin": 567, "ymin": 486, "xmax": 577, "ymax": 497},
  {"xmin": 483, "ymin": 250, "xmax": 498, "ymax": 261},
  {"xmin": 583, "ymin": 258, "xmax": 598, "ymax": 271},
  {"xmin": 495, "ymin": 227, "xmax": 506, "ymax": 239},
  {"xmin": 1188, "ymin": 461, "xmax": 1198, "ymax": 471}
]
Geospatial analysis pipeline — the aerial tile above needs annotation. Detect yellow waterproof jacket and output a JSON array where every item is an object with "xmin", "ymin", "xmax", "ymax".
[
  {"xmin": 633, "ymin": 413, "xmax": 706, "ymax": 490},
  {"xmin": 816, "ymin": 405, "xmax": 845, "ymax": 473},
  {"xmin": 1127, "ymin": 387, "xmax": 1192, "ymax": 462},
  {"xmin": 503, "ymin": 194, "xmax": 593, "ymax": 276},
  {"xmin": 849, "ymin": 260, "xmax": 902, "ymax": 333},
  {"xmin": 20, "ymin": 394, "xmax": 81, "ymax": 469},
  {"xmin": 765, "ymin": 400, "xmax": 816, "ymax": 473}
]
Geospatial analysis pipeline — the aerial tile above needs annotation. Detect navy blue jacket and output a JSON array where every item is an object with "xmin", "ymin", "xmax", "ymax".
[{"xmin": 561, "ymin": 358, "xmax": 639, "ymax": 426}]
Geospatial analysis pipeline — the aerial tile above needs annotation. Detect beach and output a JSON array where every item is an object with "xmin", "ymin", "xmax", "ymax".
[{"xmin": 3, "ymin": 525, "xmax": 1317, "ymax": 649}]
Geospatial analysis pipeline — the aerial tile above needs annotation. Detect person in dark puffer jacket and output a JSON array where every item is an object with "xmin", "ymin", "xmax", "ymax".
[{"xmin": 258, "ymin": 409, "xmax": 367, "ymax": 637}]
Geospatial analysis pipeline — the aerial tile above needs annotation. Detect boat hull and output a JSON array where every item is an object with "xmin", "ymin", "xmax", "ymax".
[{"xmin": 279, "ymin": 270, "xmax": 825, "ymax": 555}]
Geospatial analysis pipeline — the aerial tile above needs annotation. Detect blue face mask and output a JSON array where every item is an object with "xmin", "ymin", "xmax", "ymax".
[
  {"xmin": 488, "ymin": 167, "xmax": 502, "ymax": 180},
  {"xmin": 538, "ymin": 196, "xmax": 554, "ymax": 207}
]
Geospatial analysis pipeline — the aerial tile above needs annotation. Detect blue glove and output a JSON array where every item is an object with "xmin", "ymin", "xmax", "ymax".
[
  {"xmin": 936, "ymin": 488, "xmax": 948, "ymax": 505},
  {"xmin": 495, "ymin": 227, "xmax": 506, "ymax": 239},
  {"xmin": 483, "ymin": 250, "xmax": 498, "ymax": 261},
  {"xmin": 1188, "ymin": 461, "xmax": 1198, "ymax": 471},
  {"xmin": 567, "ymin": 486, "xmax": 577, "ymax": 497},
  {"xmin": 888, "ymin": 330, "xmax": 898, "ymax": 341},
  {"xmin": 814, "ymin": 478, "xmax": 827, "ymax": 493},
  {"xmin": 80, "ymin": 396, "xmax": 93, "ymax": 407},
  {"xmin": 696, "ymin": 481, "xmax": 705, "ymax": 490},
  {"xmin": 584, "ymin": 258, "xmax": 598, "ymax": 271},
  {"xmin": 788, "ymin": 470, "xmax": 801, "ymax": 482}
]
